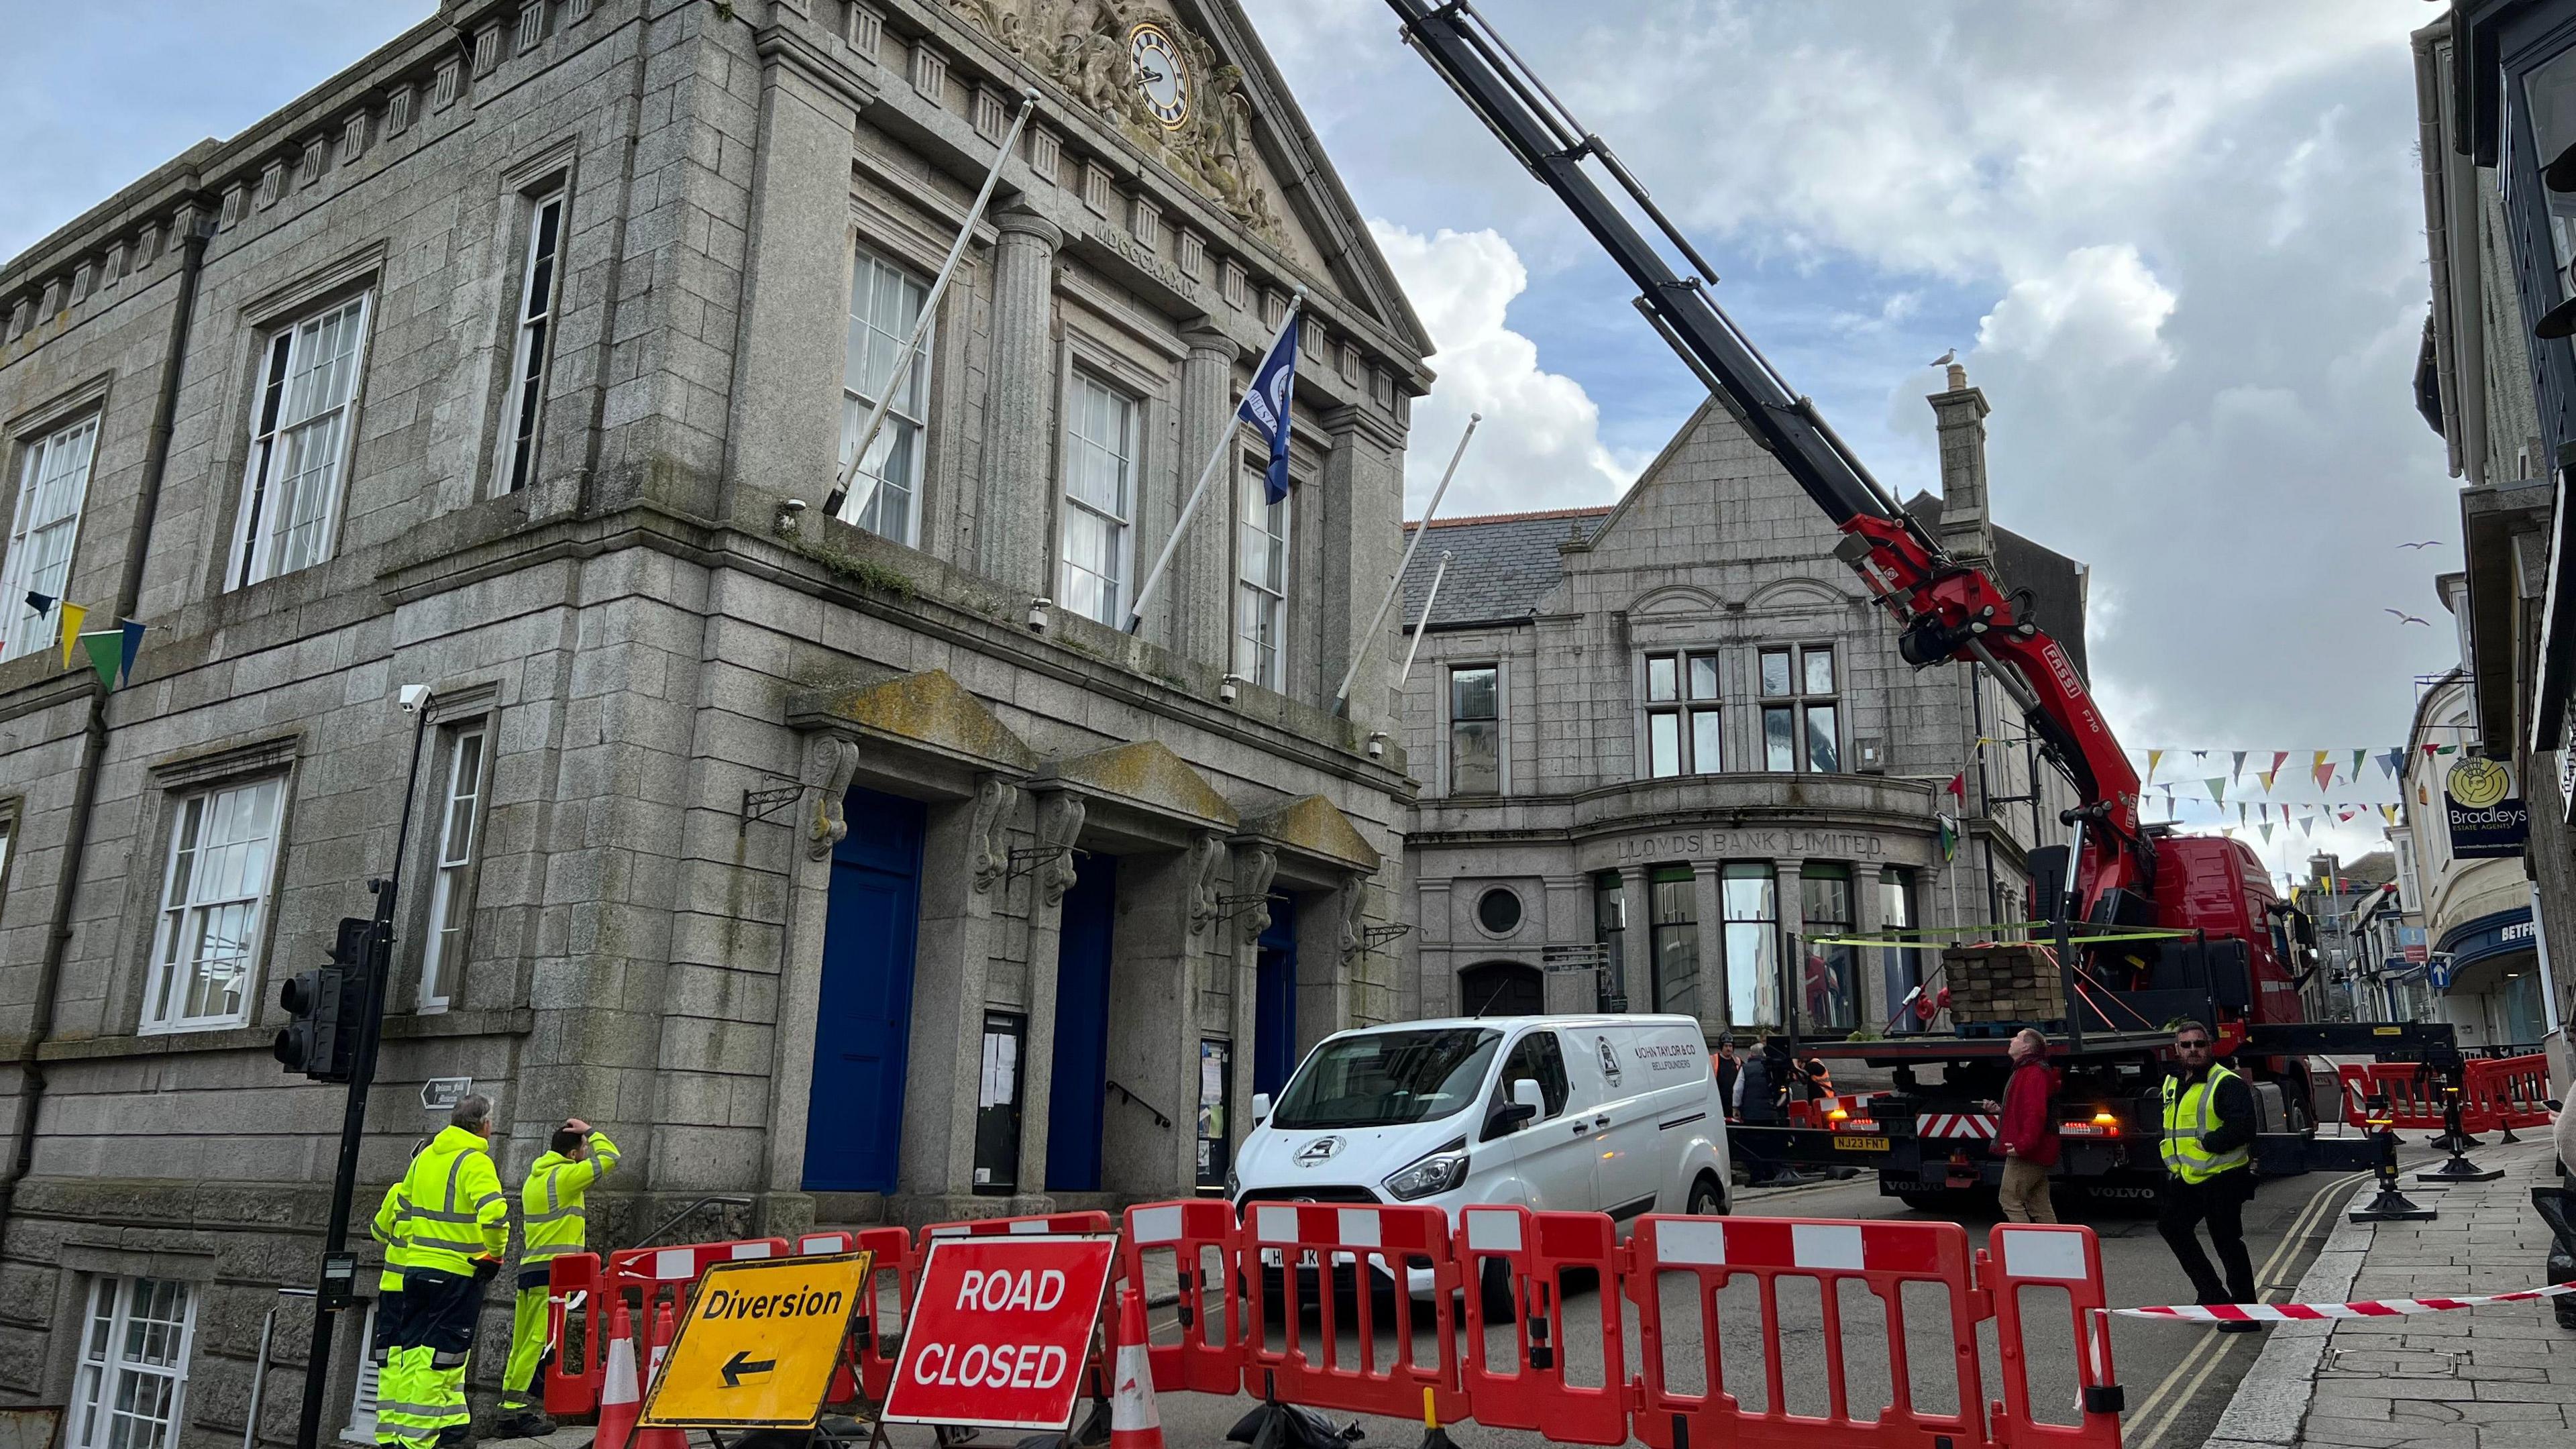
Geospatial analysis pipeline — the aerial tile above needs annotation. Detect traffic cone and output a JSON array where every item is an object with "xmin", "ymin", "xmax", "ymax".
[
  {"xmin": 635, "ymin": 1300, "xmax": 692, "ymax": 1449},
  {"xmin": 595, "ymin": 1301, "xmax": 640, "ymax": 1449},
  {"xmin": 1108, "ymin": 1287, "xmax": 1163, "ymax": 1449}
]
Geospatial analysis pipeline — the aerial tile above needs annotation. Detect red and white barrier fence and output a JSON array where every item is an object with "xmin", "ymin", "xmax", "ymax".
[
  {"xmin": 2116, "ymin": 1282, "xmax": 2576, "ymax": 1322},
  {"xmin": 2338, "ymin": 1053, "xmax": 2556, "ymax": 1136}
]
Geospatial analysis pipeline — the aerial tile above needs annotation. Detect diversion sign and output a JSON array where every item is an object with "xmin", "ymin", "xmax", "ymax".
[
  {"xmin": 882, "ymin": 1235, "xmax": 1118, "ymax": 1432},
  {"xmin": 639, "ymin": 1252, "xmax": 872, "ymax": 1429}
]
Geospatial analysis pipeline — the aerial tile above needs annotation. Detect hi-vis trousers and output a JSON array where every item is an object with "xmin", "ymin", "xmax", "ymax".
[{"xmin": 376, "ymin": 1268, "xmax": 486, "ymax": 1449}]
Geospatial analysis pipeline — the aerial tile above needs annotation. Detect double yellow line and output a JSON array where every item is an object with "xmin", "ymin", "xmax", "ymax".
[{"xmin": 2119, "ymin": 1170, "xmax": 2369, "ymax": 1449}]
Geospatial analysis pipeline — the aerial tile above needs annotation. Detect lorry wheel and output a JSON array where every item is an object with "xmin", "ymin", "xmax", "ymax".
[{"xmin": 1687, "ymin": 1173, "xmax": 1728, "ymax": 1218}]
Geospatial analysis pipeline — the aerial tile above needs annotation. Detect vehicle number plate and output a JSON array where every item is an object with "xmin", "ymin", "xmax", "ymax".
[{"xmin": 1833, "ymin": 1134, "xmax": 1891, "ymax": 1152}]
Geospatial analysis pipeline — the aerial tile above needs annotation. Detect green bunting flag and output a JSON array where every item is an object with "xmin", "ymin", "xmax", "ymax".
[
  {"xmin": 1938, "ymin": 814, "xmax": 1959, "ymax": 861},
  {"xmin": 2351, "ymin": 749, "xmax": 2367, "ymax": 780},
  {"xmin": 78, "ymin": 631, "xmax": 121, "ymax": 690},
  {"xmin": 2206, "ymin": 776, "xmax": 2227, "ymax": 804}
]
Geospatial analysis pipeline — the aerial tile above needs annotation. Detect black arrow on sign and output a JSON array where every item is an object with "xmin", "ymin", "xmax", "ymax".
[{"xmin": 722, "ymin": 1350, "xmax": 776, "ymax": 1388}]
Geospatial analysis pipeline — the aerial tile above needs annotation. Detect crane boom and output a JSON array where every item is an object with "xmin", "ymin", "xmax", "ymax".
[{"xmin": 1387, "ymin": 0, "xmax": 2148, "ymax": 904}]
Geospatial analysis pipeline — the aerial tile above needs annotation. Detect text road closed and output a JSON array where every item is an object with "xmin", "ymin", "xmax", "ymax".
[{"xmin": 883, "ymin": 1235, "xmax": 1118, "ymax": 1431}]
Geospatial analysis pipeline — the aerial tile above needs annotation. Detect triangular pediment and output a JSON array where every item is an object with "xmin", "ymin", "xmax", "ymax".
[
  {"xmin": 1041, "ymin": 739, "xmax": 1240, "ymax": 830},
  {"xmin": 936, "ymin": 0, "xmax": 1430, "ymax": 355},
  {"xmin": 1239, "ymin": 793, "xmax": 1381, "ymax": 874},
  {"xmin": 788, "ymin": 668, "xmax": 1037, "ymax": 774}
]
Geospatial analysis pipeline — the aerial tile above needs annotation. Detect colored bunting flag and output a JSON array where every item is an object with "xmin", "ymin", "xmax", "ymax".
[
  {"xmin": 2312, "ymin": 751, "xmax": 2333, "ymax": 791},
  {"xmin": 2146, "ymin": 749, "xmax": 2164, "ymax": 783},
  {"xmin": 2299, "ymin": 814, "xmax": 2316, "ymax": 835},
  {"xmin": 1945, "ymin": 772, "xmax": 1966, "ymax": 801},
  {"xmin": 1939, "ymin": 814, "xmax": 1959, "ymax": 861},
  {"xmin": 118, "ymin": 620, "xmax": 144, "ymax": 685},
  {"xmin": 23, "ymin": 590, "xmax": 54, "ymax": 619},
  {"xmin": 2237, "ymin": 803, "xmax": 2248, "ymax": 827},
  {"xmin": 2231, "ymin": 750, "xmax": 2247, "ymax": 784},
  {"xmin": 2351, "ymin": 749, "xmax": 2367, "ymax": 780},
  {"xmin": 2337, "ymin": 807, "xmax": 2357, "ymax": 823},
  {"xmin": 2193, "ymin": 751, "xmax": 2208, "ymax": 765},
  {"xmin": 2206, "ymin": 776, "xmax": 2228, "ymax": 804},
  {"xmin": 2379, "ymin": 804, "xmax": 2398, "ymax": 825},
  {"xmin": 56, "ymin": 602, "xmax": 86, "ymax": 669},
  {"xmin": 2260, "ymin": 822, "xmax": 2273, "ymax": 843},
  {"xmin": 78, "ymin": 633, "xmax": 119, "ymax": 691}
]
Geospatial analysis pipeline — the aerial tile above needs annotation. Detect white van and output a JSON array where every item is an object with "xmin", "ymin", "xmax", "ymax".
[{"xmin": 1230, "ymin": 1014, "xmax": 1731, "ymax": 1228}]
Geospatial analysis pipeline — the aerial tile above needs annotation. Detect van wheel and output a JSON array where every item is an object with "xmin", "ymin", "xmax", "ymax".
[
  {"xmin": 1478, "ymin": 1256, "xmax": 1517, "ymax": 1324},
  {"xmin": 1687, "ymin": 1173, "xmax": 1727, "ymax": 1217}
]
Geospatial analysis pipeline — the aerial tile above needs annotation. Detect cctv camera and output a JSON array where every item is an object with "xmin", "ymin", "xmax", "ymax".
[{"xmin": 398, "ymin": 684, "xmax": 433, "ymax": 713}]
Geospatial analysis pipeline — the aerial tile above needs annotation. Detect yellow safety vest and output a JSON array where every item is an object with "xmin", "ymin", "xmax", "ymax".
[
  {"xmin": 369, "ymin": 1179, "xmax": 413, "ymax": 1292},
  {"xmin": 397, "ymin": 1125, "xmax": 509, "ymax": 1275},
  {"xmin": 2160, "ymin": 1064, "xmax": 2251, "ymax": 1185},
  {"xmin": 520, "ymin": 1130, "xmax": 621, "ymax": 1266}
]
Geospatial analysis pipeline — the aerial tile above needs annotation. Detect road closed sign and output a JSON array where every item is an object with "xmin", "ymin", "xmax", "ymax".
[
  {"xmin": 639, "ymin": 1251, "xmax": 871, "ymax": 1430},
  {"xmin": 882, "ymin": 1234, "xmax": 1118, "ymax": 1432}
]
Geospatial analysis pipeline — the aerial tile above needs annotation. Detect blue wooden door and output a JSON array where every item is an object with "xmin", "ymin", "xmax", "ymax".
[
  {"xmin": 1254, "ymin": 895, "xmax": 1297, "ymax": 1097},
  {"xmin": 1045, "ymin": 855, "xmax": 1117, "ymax": 1193},
  {"xmin": 802, "ymin": 788, "xmax": 925, "ymax": 1193}
]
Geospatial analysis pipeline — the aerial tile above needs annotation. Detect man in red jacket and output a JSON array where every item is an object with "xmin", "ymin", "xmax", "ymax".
[{"xmin": 1994, "ymin": 1028, "xmax": 2060, "ymax": 1223}]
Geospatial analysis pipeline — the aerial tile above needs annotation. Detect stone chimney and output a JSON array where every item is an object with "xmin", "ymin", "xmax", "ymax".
[{"xmin": 1927, "ymin": 364, "xmax": 1994, "ymax": 564}]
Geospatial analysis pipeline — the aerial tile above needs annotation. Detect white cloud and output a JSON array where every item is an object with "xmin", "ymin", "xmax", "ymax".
[
  {"xmin": 1367, "ymin": 221, "xmax": 1634, "ymax": 515},
  {"xmin": 1975, "ymin": 244, "xmax": 2178, "ymax": 372}
]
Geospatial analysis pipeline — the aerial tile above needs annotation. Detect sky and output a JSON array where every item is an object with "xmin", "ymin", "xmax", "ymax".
[{"xmin": 1, "ymin": 1, "xmax": 2457, "ymax": 883}]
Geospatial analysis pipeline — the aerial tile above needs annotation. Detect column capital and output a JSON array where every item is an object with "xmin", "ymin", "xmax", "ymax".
[
  {"xmin": 1179, "ymin": 325, "xmax": 1234, "ymax": 358},
  {"xmin": 1321, "ymin": 400, "xmax": 1406, "ymax": 451},
  {"xmin": 993, "ymin": 205, "xmax": 1065, "ymax": 250}
]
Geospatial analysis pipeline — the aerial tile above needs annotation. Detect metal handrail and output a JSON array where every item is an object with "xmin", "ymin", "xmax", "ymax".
[
  {"xmin": 1105, "ymin": 1080, "xmax": 1172, "ymax": 1130},
  {"xmin": 634, "ymin": 1195, "xmax": 754, "ymax": 1248}
]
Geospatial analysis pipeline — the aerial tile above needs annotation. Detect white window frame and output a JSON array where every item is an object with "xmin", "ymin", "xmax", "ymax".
[
  {"xmin": 1057, "ymin": 372, "xmax": 1138, "ymax": 627},
  {"xmin": 1759, "ymin": 643, "xmax": 1841, "ymax": 773},
  {"xmin": 143, "ymin": 777, "xmax": 286, "ymax": 1034},
  {"xmin": 498, "ymin": 187, "xmax": 566, "ymax": 495},
  {"xmin": 231, "ymin": 293, "xmax": 373, "ymax": 588},
  {"xmin": 1235, "ymin": 459, "xmax": 1289, "ymax": 690},
  {"xmin": 417, "ymin": 724, "xmax": 489, "ymax": 1012},
  {"xmin": 71, "ymin": 1275, "xmax": 198, "ymax": 1449},
  {"xmin": 1642, "ymin": 650, "xmax": 1721, "ymax": 778},
  {"xmin": 1447, "ymin": 661, "xmax": 1502, "ymax": 796},
  {"xmin": 1, "ymin": 415, "xmax": 101, "ymax": 661},
  {"xmin": 839, "ymin": 246, "xmax": 932, "ymax": 545}
]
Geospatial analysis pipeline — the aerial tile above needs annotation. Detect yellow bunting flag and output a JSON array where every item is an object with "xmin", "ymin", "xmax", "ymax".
[
  {"xmin": 57, "ymin": 602, "xmax": 87, "ymax": 669},
  {"xmin": 2146, "ymin": 749, "xmax": 2165, "ymax": 783}
]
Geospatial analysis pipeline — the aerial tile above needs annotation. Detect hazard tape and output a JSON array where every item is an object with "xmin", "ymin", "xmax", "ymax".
[{"xmin": 2114, "ymin": 1282, "xmax": 2576, "ymax": 1322}]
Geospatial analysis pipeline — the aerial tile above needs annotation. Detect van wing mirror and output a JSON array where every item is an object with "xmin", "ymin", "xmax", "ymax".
[
  {"xmin": 1251, "ymin": 1092, "xmax": 1272, "ymax": 1124},
  {"xmin": 1510, "ymin": 1078, "xmax": 1545, "ymax": 1112}
]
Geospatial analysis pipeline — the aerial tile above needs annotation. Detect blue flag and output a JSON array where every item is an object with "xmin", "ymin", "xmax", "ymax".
[{"xmin": 1239, "ymin": 311, "xmax": 1301, "ymax": 504}]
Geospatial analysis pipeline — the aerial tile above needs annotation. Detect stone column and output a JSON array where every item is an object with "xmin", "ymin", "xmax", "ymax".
[
  {"xmin": 1855, "ymin": 863, "xmax": 1889, "ymax": 1034},
  {"xmin": 1164, "ymin": 327, "xmax": 1239, "ymax": 667},
  {"xmin": 976, "ymin": 207, "xmax": 1063, "ymax": 598},
  {"xmin": 1318, "ymin": 405, "xmax": 1409, "ymax": 726},
  {"xmin": 1412, "ymin": 877, "xmax": 1454, "ymax": 1017},
  {"xmin": 1775, "ymin": 859, "xmax": 1805, "ymax": 1034},
  {"xmin": 1542, "ymin": 875, "xmax": 1591, "ymax": 1013},
  {"xmin": 1013, "ymin": 791, "xmax": 1085, "ymax": 1197},
  {"xmin": 894, "ymin": 779, "xmax": 1018, "ymax": 1215},
  {"xmin": 725, "ymin": 40, "xmax": 872, "ymax": 522},
  {"xmin": 1102, "ymin": 837, "xmax": 1221, "ymax": 1197},
  {"xmin": 1227, "ymin": 845, "xmax": 1278, "ymax": 1179},
  {"xmin": 1616, "ymin": 865, "xmax": 1650, "ymax": 1014},
  {"xmin": 1690, "ymin": 863, "xmax": 1724, "ymax": 1040}
]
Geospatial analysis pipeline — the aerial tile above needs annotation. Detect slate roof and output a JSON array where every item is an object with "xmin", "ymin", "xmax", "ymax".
[
  {"xmin": 1902, "ymin": 492, "xmax": 2094, "ymax": 684},
  {"xmin": 1397, "ymin": 508, "xmax": 1609, "ymax": 629}
]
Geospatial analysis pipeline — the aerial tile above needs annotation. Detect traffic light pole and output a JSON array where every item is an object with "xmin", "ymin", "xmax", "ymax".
[{"xmin": 294, "ymin": 704, "xmax": 432, "ymax": 1449}]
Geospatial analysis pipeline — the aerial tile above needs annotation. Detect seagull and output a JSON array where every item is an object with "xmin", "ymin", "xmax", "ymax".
[
  {"xmin": 2396, "ymin": 540, "xmax": 2443, "ymax": 550},
  {"xmin": 1929, "ymin": 347, "xmax": 1958, "ymax": 368},
  {"xmin": 2385, "ymin": 609, "xmax": 2431, "ymax": 626}
]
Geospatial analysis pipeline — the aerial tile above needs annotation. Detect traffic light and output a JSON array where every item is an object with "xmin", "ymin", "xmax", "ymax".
[{"xmin": 273, "ymin": 917, "xmax": 374, "ymax": 1081}]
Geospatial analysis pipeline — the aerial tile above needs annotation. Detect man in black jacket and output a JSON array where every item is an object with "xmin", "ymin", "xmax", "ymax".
[
  {"xmin": 2157, "ymin": 1021, "xmax": 2263, "ymax": 1332},
  {"xmin": 1714, "ymin": 1038, "xmax": 1741, "ymax": 1122}
]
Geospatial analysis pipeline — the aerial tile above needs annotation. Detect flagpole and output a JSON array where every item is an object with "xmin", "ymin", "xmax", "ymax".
[
  {"xmin": 830, "ymin": 89, "xmax": 1039, "ymax": 524},
  {"xmin": 1389, "ymin": 551, "xmax": 1452, "ymax": 690},
  {"xmin": 1126, "ymin": 292, "xmax": 1303, "ymax": 635},
  {"xmin": 1334, "ymin": 413, "xmax": 1478, "ymax": 714}
]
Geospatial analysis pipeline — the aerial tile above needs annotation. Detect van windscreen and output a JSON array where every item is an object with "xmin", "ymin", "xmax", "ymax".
[{"xmin": 1271, "ymin": 1028, "xmax": 1503, "ymax": 1130}]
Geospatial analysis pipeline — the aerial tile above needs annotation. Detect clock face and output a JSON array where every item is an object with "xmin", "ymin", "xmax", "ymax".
[{"xmin": 1130, "ymin": 21, "xmax": 1190, "ymax": 129}]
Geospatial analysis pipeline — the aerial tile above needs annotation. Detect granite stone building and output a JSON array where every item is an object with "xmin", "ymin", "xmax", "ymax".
[
  {"xmin": 1393, "ymin": 368, "xmax": 2087, "ymax": 1041},
  {"xmin": 0, "ymin": 0, "xmax": 1428, "ymax": 1440}
]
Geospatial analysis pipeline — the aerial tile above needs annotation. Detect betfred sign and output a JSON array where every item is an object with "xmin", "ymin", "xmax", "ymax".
[{"xmin": 882, "ymin": 1235, "xmax": 1117, "ymax": 1431}]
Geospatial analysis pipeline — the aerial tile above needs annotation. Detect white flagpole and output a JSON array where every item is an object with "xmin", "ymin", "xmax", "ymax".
[
  {"xmin": 1389, "ymin": 551, "xmax": 1453, "ymax": 690},
  {"xmin": 1332, "ymin": 412, "xmax": 1479, "ymax": 714},
  {"xmin": 831, "ymin": 90, "xmax": 1039, "ymax": 524},
  {"xmin": 1125, "ymin": 292, "xmax": 1303, "ymax": 634}
]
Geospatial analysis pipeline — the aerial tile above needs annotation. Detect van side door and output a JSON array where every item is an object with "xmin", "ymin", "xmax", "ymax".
[
  {"xmin": 1588, "ymin": 1023, "xmax": 1713, "ymax": 1220},
  {"xmin": 1483, "ymin": 1029, "xmax": 1588, "ymax": 1210}
]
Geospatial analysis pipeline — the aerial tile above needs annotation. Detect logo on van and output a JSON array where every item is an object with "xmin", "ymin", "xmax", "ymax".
[
  {"xmin": 1294, "ymin": 1136, "xmax": 1344, "ymax": 1167},
  {"xmin": 1596, "ymin": 1037, "xmax": 1623, "ymax": 1089}
]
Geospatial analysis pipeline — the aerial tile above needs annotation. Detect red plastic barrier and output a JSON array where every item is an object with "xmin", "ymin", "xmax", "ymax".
[
  {"xmin": 2338, "ymin": 1063, "xmax": 2461, "ymax": 1132},
  {"xmin": 2466, "ymin": 1055, "xmax": 2554, "ymax": 1130},
  {"xmin": 1122, "ymin": 1200, "xmax": 1242, "ymax": 1396},
  {"xmin": 604, "ymin": 1236, "xmax": 792, "ymax": 1367},
  {"xmin": 1626, "ymin": 1214, "xmax": 1988, "ymax": 1449},
  {"xmin": 543, "ymin": 1251, "xmax": 604, "ymax": 1416},
  {"xmin": 918, "ymin": 1210, "xmax": 1116, "ymax": 1247},
  {"xmin": 1454, "ymin": 1205, "xmax": 1628, "ymax": 1446},
  {"xmin": 1239, "ymin": 1200, "xmax": 1468, "ymax": 1426},
  {"xmin": 1983, "ymin": 1225, "xmax": 2121, "ymax": 1449}
]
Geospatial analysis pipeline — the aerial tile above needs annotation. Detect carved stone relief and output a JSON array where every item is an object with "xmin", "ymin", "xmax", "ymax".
[
  {"xmin": 1187, "ymin": 831, "xmax": 1227, "ymax": 934},
  {"xmin": 1034, "ymin": 791, "xmax": 1088, "ymax": 906},
  {"xmin": 943, "ymin": 0, "xmax": 1286, "ymax": 244},
  {"xmin": 971, "ymin": 774, "xmax": 1022, "ymax": 892},
  {"xmin": 804, "ymin": 737, "xmax": 864, "ymax": 861},
  {"xmin": 1338, "ymin": 871, "xmax": 1371, "ymax": 965},
  {"xmin": 1232, "ymin": 844, "xmax": 1278, "ymax": 944}
]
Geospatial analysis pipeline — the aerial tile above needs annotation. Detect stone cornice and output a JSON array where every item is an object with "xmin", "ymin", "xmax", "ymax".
[{"xmin": 755, "ymin": 22, "xmax": 883, "ymax": 115}]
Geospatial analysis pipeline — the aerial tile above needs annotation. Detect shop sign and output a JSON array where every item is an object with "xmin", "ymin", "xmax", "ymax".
[{"xmin": 2443, "ymin": 757, "xmax": 2529, "ymax": 859}]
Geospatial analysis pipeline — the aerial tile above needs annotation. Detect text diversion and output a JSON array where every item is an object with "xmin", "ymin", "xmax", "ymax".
[{"xmin": 910, "ymin": 1268, "xmax": 1078, "ymax": 1390}]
